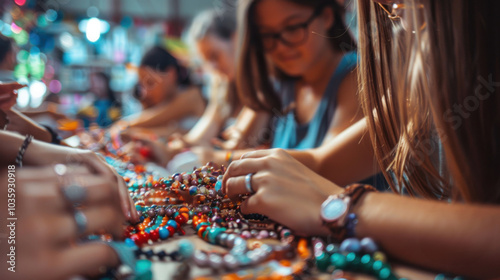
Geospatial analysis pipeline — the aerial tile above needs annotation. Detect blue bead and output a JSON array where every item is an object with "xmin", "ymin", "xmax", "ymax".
[
  {"xmin": 167, "ymin": 220, "xmax": 178, "ymax": 229},
  {"xmin": 125, "ymin": 238, "xmax": 136, "ymax": 247},
  {"xmin": 139, "ymin": 216, "xmax": 145, "ymax": 222},
  {"xmin": 340, "ymin": 238, "xmax": 362, "ymax": 253},
  {"xmin": 178, "ymin": 240, "xmax": 195, "ymax": 258},
  {"xmin": 189, "ymin": 186, "xmax": 198, "ymax": 196},
  {"xmin": 360, "ymin": 237, "xmax": 379, "ymax": 253},
  {"xmin": 215, "ymin": 181, "xmax": 222, "ymax": 192},
  {"xmin": 159, "ymin": 227, "xmax": 170, "ymax": 240}
]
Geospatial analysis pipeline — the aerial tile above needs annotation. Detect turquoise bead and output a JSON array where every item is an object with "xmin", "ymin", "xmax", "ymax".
[
  {"xmin": 215, "ymin": 181, "xmax": 222, "ymax": 192},
  {"xmin": 329, "ymin": 253, "xmax": 347, "ymax": 269},
  {"xmin": 208, "ymin": 227, "xmax": 226, "ymax": 244},
  {"xmin": 159, "ymin": 227, "xmax": 170, "ymax": 240},
  {"xmin": 135, "ymin": 259, "xmax": 153, "ymax": 280},
  {"xmin": 360, "ymin": 254, "xmax": 374, "ymax": 272},
  {"xmin": 167, "ymin": 220, "xmax": 178, "ymax": 229},
  {"xmin": 125, "ymin": 238, "xmax": 136, "ymax": 247},
  {"xmin": 178, "ymin": 240, "xmax": 195, "ymax": 258},
  {"xmin": 315, "ymin": 252, "xmax": 329, "ymax": 272}
]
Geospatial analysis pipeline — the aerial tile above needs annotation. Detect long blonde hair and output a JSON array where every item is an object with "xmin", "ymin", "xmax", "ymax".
[{"xmin": 358, "ymin": 0, "xmax": 500, "ymax": 203}]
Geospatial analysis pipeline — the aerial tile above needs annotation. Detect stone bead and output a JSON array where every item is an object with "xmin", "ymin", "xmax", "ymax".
[
  {"xmin": 241, "ymin": 230, "xmax": 252, "ymax": 239},
  {"xmin": 360, "ymin": 237, "xmax": 379, "ymax": 253},
  {"xmin": 193, "ymin": 251, "xmax": 208, "ymax": 267},
  {"xmin": 208, "ymin": 254, "xmax": 224, "ymax": 270},
  {"xmin": 373, "ymin": 251, "xmax": 387, "ymax": 262},
  {"xmin": 223, "ymin": 254, "xmax": 239, "ymax": 270},
  {"xmin": 257, "ymin": 230, "xmax": 269, "ymax": 239},
  {"xmin": 189, "ymin": 186, "xmax": 198, "ymax": 196},
  {"xmin": 178, "ymin": 240, "xmax": 195, "ymax": 258},
  {"xmin": 340, "ymin": 238, "xmax": 362, "ymax": 253}
]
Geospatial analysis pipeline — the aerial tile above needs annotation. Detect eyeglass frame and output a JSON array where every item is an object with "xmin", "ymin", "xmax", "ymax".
[{"xmin": 258, "ymin": 4, "xmax": 326, "ymax": 52}]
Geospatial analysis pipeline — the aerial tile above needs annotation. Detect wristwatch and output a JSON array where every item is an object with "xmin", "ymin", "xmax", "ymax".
[{"xmin": 320, "ymin": 184, "xmax": 377, "ymax": 240}]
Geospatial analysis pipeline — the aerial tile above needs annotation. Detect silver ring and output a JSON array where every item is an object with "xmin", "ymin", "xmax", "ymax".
[
  {"xmin": 245, "ymin": 173, "xmax": 255, "ymax": 194},
  {"xmin": 61, "ymin": 183, "xmax": 87, "ymax": 206},
  {"xmin": 74, "ymin": 210, "xmax": 88, "ymax": 235}
]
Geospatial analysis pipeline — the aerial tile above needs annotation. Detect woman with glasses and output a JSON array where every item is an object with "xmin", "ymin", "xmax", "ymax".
[
  {"xmin": 185, "ymin": 0, "xmax": 377, "ymax": 169},
  {"xmin": 223, "ymin": 0, "xmax": 500, "ymax": 278}
]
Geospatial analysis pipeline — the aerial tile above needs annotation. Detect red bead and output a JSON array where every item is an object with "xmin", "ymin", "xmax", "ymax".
[
  {"xmin": 139, "ymin": 231, "xmax": 150, "ymax": 244},
  {"xmin": 166, "ymin": 226, "xmax": 176, "ymax": 237},
  {"xmin": 131, "ymin": 234, "xmax": 143, "ymax": 246},
  {"xmin": 177, "ymin": 227, "xmax": 186, "ymax": 236},
  {"xmin": 149, "ymin": 229, "xmax": 159, "ymax": 241},
  {"xmin": 139, "ymin": 147, "xmax": 152, "ymax": 158},
  {"xmin": 175, "ymin": 214, "xmax": 188, "ymax": 225}
]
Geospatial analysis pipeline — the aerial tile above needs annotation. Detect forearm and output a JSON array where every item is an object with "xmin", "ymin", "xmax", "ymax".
[
  {"xmin": 354, "ymin": 192, "xmax": 500, "ymax": 278},
  {"xmin": 183, "ymin": 104, "xmax": 224, "ymax": 146},
  {"xmin": 7, "ymin": 109, "xmax": 52, "ymax": 142},
  {"xmin": 290, "ymin": 118, "xmax": 379, "ymax": 186}
]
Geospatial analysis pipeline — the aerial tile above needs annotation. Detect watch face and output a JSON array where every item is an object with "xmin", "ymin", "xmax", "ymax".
[{"xmin": 321, "ymin": 198, "xmax": 348, "ymax": 222}]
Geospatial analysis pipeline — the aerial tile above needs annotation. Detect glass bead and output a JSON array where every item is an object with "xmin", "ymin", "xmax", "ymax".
[
  {"xmin": 159, "ymin": 227, "xmax": 170, "ymax": 240},
  {"xmin": 340, "ymin": 238, "xmax": 362, "ymax": 253}
]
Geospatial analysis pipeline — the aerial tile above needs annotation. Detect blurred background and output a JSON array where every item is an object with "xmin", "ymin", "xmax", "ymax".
[{"xmin": 0, "ymin": 0, "xmax": 224, "ymax": 118}]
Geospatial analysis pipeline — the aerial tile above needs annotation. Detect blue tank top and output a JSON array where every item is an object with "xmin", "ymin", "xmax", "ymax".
[{"xmin": 271, "ymin": 51, "xmax": 358, "ymax": 150}]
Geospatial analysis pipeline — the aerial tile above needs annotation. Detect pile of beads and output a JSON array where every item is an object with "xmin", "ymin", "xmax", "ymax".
[{"xmin": 313, "ymin": 237, "xmax": 402, "ymax": 280}]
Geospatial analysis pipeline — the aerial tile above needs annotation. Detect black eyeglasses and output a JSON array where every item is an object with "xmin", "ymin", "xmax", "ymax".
[{"xmin": 259, "ymin": 5, "xmax": 324, "ymax": 52}]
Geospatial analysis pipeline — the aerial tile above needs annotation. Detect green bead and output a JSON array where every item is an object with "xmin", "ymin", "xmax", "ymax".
[
  {"xmin": 315, "ymin": 252, "xmax": 329, "ymax": 272},
  {"xmin": 329, "ymin": 253, "xmax": 347, "ymax": 269}
]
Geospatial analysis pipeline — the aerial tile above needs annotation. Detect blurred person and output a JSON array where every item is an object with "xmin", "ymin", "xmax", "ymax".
[
  {"xmin": 78, "ymin": 72, "xmax": 121, "ymax": 128},
  {"xmin": 117, "ymin": 46, "xmax": 205, "ymax": 137}
]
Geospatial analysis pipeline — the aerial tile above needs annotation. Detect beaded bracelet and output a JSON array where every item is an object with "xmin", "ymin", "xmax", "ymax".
[{"xmin": 15, "ymin": 134, "xmax": 34, "ymax": 167}]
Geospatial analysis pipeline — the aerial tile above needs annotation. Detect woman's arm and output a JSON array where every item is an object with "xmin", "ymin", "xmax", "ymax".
[
  {"xmin": 128, "ymin": 87, "xmax": 205, "ymax": 129},
  {"xmin": 288, "ymin": 118, "xmax": 380, "ymax": 186},
  {"xmin": 5, "ymin": 108, "xmax": 52, "ymax": 143},
  {"xmin": 354, "ymin": 192, "xmax": 500, "ymax": 278},
  {"xmin": 223, "ymin": 149, "xmax": 500, "ymax": 278},
  {"xmin": 181, "ymin": 82, "xmax": 230, "ymax": 147}
]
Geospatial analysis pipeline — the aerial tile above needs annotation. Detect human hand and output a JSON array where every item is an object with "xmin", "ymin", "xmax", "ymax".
[
  {"xmin": 123, "ymin": 133, "xmax": 173, "ymax": 167},
  {"xmin": 0, "ymin": 82, "xmax": 25, "ymax": 110},
  {"xmin": 222, "ymin": 149, "xmax": 343, "ymax": 236},
  {"xmin": 0, "ymin": 165, "xmax": 123, "ymax": 280}
]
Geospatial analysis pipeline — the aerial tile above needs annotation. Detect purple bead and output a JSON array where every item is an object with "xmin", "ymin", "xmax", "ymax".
[
  {"xmin": 147, "ymin": 209, "xmax": 155, "ymax": 217},
  {"xmin": 360, "ymin": 237, "xmax": 379, "ymax": 253},
  {"xmin": 257, "ymin": 230, "xmax": 269, "ymax": 239},
  {"xmin": 340, "ymin": 238, "xmax": 361, "ymax": 253},
  {"xmin": 208, "ymin": 254, "xmax": 223, "ymax": 269},
  {"xmin": 201, "ymin": 205, "xmax": 210, "ymax": 214},
  {"xmin": 223, "ymin": 254, "xmax": 239, "ymax": 270},
  {"xmin": 190, "ymin": 180, "xmax": 198, "ymax": 186},
  {"xmin": 157, "ymin": 208, "xmax": 166, "ymax": 216},
  {"xmin": 193, "ymin": 251, "xmax": 208, "ymax": 267},
  {"xmin": 241, "ymin": 231, "xmax": 252, "ymax": 239},
  {"xmin": 166, "ymin": 208, "xmax": 174, "ymax": 217}
]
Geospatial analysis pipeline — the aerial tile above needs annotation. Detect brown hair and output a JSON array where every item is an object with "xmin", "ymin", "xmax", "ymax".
[
  {"xmin": 358, "ymin": 0, "xmax": 500, "ymax": 203},
  {"xmin": 236, "ymin": 0, "xmax": 357, "ymax": 112}
]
